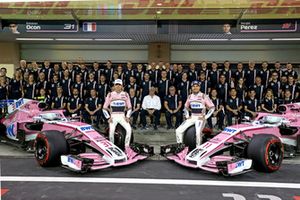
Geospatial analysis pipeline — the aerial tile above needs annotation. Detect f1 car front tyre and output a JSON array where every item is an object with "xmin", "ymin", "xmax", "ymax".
[
  {"xmin": 247, "ymin": 134, "xmax": 284, "ymax": 172},
  {"xmin": 0, "ymin": 123, "xmax": 6, "ymax": 138},
  {"xmin": 184, "ymin": 126, "xmax": 196, "ymax": 151},
  {"xmin": 35, "ymin": 130, "xmax": 68, "ymax": 167}
]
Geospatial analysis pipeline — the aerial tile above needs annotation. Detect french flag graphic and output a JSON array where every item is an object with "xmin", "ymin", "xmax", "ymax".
[{"xmin": 83, "ymin": 22, "xmax": 97, "ymax": 32}]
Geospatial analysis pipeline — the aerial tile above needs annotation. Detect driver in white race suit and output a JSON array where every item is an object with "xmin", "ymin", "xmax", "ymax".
[
  {"xmin": 103, "ymin": 79, "xmax": 133, "ymax": 153},
  {"xmin": 176, "ymin": 80, "xmax": 215, "ymax": 146}
]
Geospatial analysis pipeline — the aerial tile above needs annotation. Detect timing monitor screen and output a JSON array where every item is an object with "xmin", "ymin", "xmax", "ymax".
[{"xmin": 0, "ymin": 20, "xmax": 298, "ymax": 34}]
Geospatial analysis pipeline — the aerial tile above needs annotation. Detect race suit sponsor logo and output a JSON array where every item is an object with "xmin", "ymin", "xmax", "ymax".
[{"xmin": 79, "ymin": 125, "xmax": 94, "ymax": 132}]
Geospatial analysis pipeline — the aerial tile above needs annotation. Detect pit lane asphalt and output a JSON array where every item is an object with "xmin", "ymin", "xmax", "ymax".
[{"xmin": 1, "ymin": 157, "xmax": 300, "ymax": 200}]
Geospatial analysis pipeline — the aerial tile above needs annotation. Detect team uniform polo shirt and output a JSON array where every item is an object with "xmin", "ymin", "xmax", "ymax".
[
  {"xmin": 164, "ymin": 94, "xmax": 182, "ymax": 110},
  {"xmin": 52, "ymin": 96, "xmax": 66, "ymax": 109},
  {"xmin": 61, "ymin": 78, "xmax": 73, "ymax": 97},
  {"xmin": 85, "ymin": 97, "xmax": 101, "ymax": 112},
  {"xmin": 262, "ymin": 97, "xmax": 276, "ymax": 111},
  {"xmin": 49, "ymin": 81, "xmax": 61, "ymax": 97},
  {"xmin": 73, "ymin": 82, "xmax": 85, "ymax": 99},
  {"xmin": 208, "ymin": 69, "xmax": 220, "ymax": 86},
  {"xmin": 220, "ymin": 69, "xmax": 232, "ymax": 83},
  {"xmin": 9, "ymin": 79, "xmax": 24, "ymax": 99},
  {"xmin": 268, "ymin": 81, "xmax": 281, "ymax": 98},
  {"xmin": 158, "ymin": 79, "xmax": 172, "ymax": 98},
  {"xmin": 217, "ymin": 82, "xmax": 229, "ymax": 102},
  {"xmin": 283, "ymin": 70, "xmax": 298, "ymax": 80},
  {"xmin": 177, "ymin": 80, "xmax": 190, "ymax": 104},
  {"xmin": 140, "ymin": 80, "xmax": 154, "ymax": 99},
  {"xmin": 245, "ymin": 68, "xmax": 257, "ymax": 88},
  {"xmin": 253, "ymin": 84, "xmax": 265, "ymax": 100},
  {"xmin": 188, "ymin": 70, "xmax": 198, "ymax": 82},
  {"xmin": 23, "ymin": 83, "xmax": 37, "ymax": 99},
  {"xmin": 68, "ymin": 96, "xmax": 83, "ymax": 110},
  {"xmin": 257, "ymin": 69, "xmax": 271, "ymax": 87},
  {"xmin": 97, "ymin": 83, "xmax": 110, "ymax": 104},
  {"xmin": 227, "ymin": 97, "xmax": 242, "ymax": 111},
  {"xmin": 244, "ymin": 97, "xmax": 259, "ymax": 113}
]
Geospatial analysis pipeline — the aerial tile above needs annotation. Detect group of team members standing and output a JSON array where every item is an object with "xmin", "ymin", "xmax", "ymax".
[{"xmin": 0, "ymin": 60, "xmax": 299, "ymax": 133}]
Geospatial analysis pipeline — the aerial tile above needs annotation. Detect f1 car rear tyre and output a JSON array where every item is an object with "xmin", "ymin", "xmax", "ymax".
[
  {"xmin": 35, "ymin": 130, "xmax": 68, "ymax": 167},
  {"xmin": 114, "ymin": 124, "xmax": 134, "ymax": 150},
  {"xmin": 184, "ymin": 126, "xmax": 196, "ymax": 151},
  {"xmin": 247, "ymin": 134, "xmax": 283, "ymax": 172},
  {"xmin": 183, "ymin": 126, "xmax": 212, "ymax": 151}
]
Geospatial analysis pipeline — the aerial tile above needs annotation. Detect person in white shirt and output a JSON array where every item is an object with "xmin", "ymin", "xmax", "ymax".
[{"xmin": 140, "ymin": 87, "xmax": 161, "ymax": 130}]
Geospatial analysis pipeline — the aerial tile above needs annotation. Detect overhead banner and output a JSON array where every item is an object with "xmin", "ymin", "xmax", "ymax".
[{"xmin": 0, "ymin": 0, "xmax": 300, "ymax": 20}]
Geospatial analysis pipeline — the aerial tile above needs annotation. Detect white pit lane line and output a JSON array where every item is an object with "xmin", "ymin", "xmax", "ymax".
[{"xmin": 1, "ymin": 176, "xmax": 300, "ymax": 189}]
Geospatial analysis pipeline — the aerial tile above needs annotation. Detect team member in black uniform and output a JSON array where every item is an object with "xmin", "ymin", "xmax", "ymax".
[
  {"xmin": 97, "ymin": 74, "xmax": 110, "ymax": 124},
  {"xmin": 135, "ymin": 64, "xmax": 145, "ymax": 86},
  {"xmin": 199, "ymin": 71, "xmax": 211, "ymax": 95},
  {"xmin": 253, "ymin": 76, "xmax": 265, "ymax": 101},
  {"xmin": 188, "ymin": 63, "xmax": 198, "ymax": 82},
  {"xmin": 9, "ymin": 70, "xmax": 24, "ymax": 99},
  {"xmin": 148, "ymin": 62, "xmax": 160, "ymax": 84},
  {"xmin": 51, "ymin": 86, "xmax": 66, "ymax": 109},
  {"xmin": 78, "ymin": 64, "xmax": 89, "ymax": 84},
  {"xmin": 23, "ymin": 74, "xmax": 37, "ymax": 99},
  {"xmin": 244, "ymin": 88, "xmax": 260, "ymax": 119},
  {"xmin": 257, "ymin": 61, "xmax": 271, "ymax": 88},
  {"xmin": 207, "ymin": 88, "xmax": 225, "ymax": 130},
  {"xmin": 158, "ymin": 70, "xmax": 173, "ymax": 106},
  {"xmin": 36, "ymin": 72, "xmax": 49, "ymax": 92},
  {"xmin": 140, "ymin": 73, "xmax": 154, "ymax": 101},
  {"xmin": 61, "ymin": 69, "xmax": 73, "ymax": 97},
  {"xmin": 49, "ymin": 74, "xmax": 61, "ymax": 98},
  {"xmin": 73, "ymin": 74, "xmax": 85, "ymax": 99},
  {"xmin": 273, "ymin": 61, "xmax": 283, "ymax": 80},
  {"xmin": 173, "ymin": 64, "xmax": 183, "ymax": 86},
  {"xmin": 40, "ymin": 60, "xmax": 53, "ymax": 82},
  {"xmin": 164, "ymin": 86, "xmax": 182, "ymax": 129},
  {"xmin": 208, "ymin": 62, "xmax": 219, "ymax": 86},
  {"xmin": 233, "ymin": 62, "xmax": 245, "ymax": 85},
  {"xmin": 220, "ymin": 60, "xmax": 233, "ymax": 84},
  {"xmin": 67, "ymin": 88, "xmax": 83, "ymax": 117},
  {"xmin": 92, "ymin": 62, "xmax": 102, "ymax": 84},
  {"xmin": 268, "ymin": 71, "xmax": 281, "ymax": 98},
  {"xmin": 85, "ymin": 72, "xmax": 98, "ymax": 97},
  {"xmin": 125, "ymin": 76, "xmax": 140, "ymax": 97},
  {"xmin": 84, "ymin": 89, "xmax": 102, "ymax": 126},
  {"xmin": 278, "ymin": 89, "xmax": 294, "ymax": 105},
  {"xmin": 177, "ymin": 72, "xmax": 190, "ymax": 105},
  {"xmin": 104, "ymin": 60, "xmax": 114, "ymax": 84},
  {"xmin": 283, "ymin": 63, "xmax": 298, "ymax": 80},
  {"xmin": 283, "ymin": 75, "xmax": 299, "ymax": 100},
  {"xmin": 0, "ymin": 76, "xmax": 8, "ymax": 115},
  {"xmin": 261, "ymin": 89, "xmax": 277, "ymax": 113},
  {"xmin": 236, "ymin": 78, "xmax": 247, "ymax": 102},
  {"xmin": 129, "ymin": 88, "xmax": 140, "ymax": 129},
  {"xmin": 245, "ymin": 61, "xmax": 257, "ymax": 88},
  {"xmin": 217, "ymin": 74, "xmax": 229, "ymax": 102},
  {"xmin": 226, "ymin": 88, "xmax": 243, "ymax": 126},
  {"xmin": 124, "ymin": 61, "xmax": 135, "ymax": 85}
]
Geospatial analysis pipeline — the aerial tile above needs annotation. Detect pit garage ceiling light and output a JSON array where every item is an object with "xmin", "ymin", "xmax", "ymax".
[
  {"xmin": 16, "ymin": 38, "xmax": 54, "ymax": 41},
  {"xmin": 230, "ymin": 38, "xmax": 270, "ymax": 41},
  {"xmin": 94, "ymin": 39, "xmax": 133, "ymax": 41},
  {"xmin": 55, "ymin": 38, "xmax": 93, "ymax": 41},
  {"xmin": 189, "ymin": 39, "xmax": 229, "ymax": 41},
  {"xmin": 272, "ymin": 38, "xmax": 300, "ymax": 41}
]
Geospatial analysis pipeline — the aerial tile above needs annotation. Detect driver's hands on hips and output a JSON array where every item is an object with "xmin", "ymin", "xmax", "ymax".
[
  {"xmin": 108, "ymin": 118, "xmax": 113, "ymax": 123},
  {"xmin": 198, "ymin": 115, "xmax": 205, "ymax": 120}
]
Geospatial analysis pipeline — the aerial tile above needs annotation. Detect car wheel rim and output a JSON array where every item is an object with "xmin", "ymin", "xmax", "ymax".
[
  {"xmin": 268, "ymin": 143, "xmax": 281, "ymax": 166},
  {"xmin": 36, "ymin": 141, "xmax": 47, "ymax": 160}
]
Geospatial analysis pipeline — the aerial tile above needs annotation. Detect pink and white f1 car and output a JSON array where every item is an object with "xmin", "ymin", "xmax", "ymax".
[
  {"xmin": 161, "ymin": 103, "xmax": 300, "ymax": 176},
  {"xmin": 0, "ymin": 99, "xmax": 153, "ymax": 173}
]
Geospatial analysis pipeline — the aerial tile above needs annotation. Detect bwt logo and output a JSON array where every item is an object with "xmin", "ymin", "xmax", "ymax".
[
  {"xmin": 235, "ymin": 160, "xmax": 244, "ymax": 168},
  {"xmin": 112, "ymin": 101, "xmax": 125, "ymax": 106},
  {"xmin": 224, "ymin": 128, "xmax": 237, "ymax": 134},
  {"xmin": 80, "ymin": 126, "xmax": 93, "ymax": 132},
  {"xmin": 14, "ymin": 99, "xmax": 24, "ymax": 109}
]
